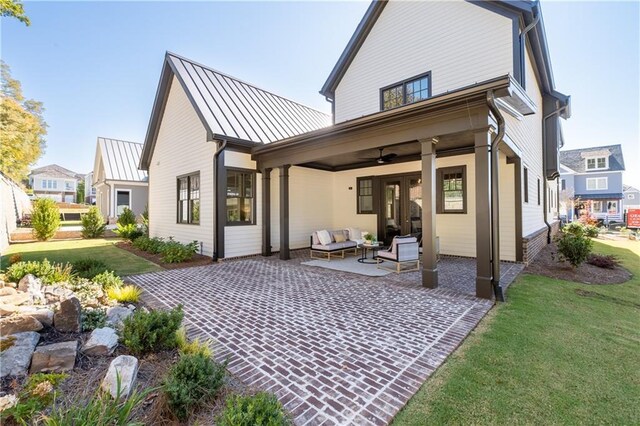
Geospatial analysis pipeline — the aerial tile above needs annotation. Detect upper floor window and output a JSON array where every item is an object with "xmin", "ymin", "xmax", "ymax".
[
  {"xmin": 586, "ymin": 177, "xmax": 607, "ymax": 190},
  {"xmin": 381, "ymin": 72, "xmax": 431, "ymax": 111},
  {"xmin": 585, "ymin": 156, "xmax": 608, "ymax": 171},
  {"xmin": 65, "ymin": 181, "xmax": 73, "ymax": 191},
  {"xmin": 628, "ymin": 194, "xmax": 635, "ymax": 200}
]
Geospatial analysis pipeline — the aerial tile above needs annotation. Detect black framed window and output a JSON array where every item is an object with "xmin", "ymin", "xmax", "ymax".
[
  {"xmin": 561, "ymin": 179, "xmax": 566, "ymax": 191},
  {"xmin": 357, "ymin": 177, "xmax": 374, "ymax": 214},
  {"xmin": 381, "ymin": 72, "xmax": 431, "ymax": 111},
  {"xmin": 437, "ymin": 166, "xmax": 466, "ymax": 214},
  {"xmin": 537, "ymin": 178, "xmax": 541, "ymax": 206},
  {"xmin": 524, "ymin": 167, "xmax": 529, "ymax": 203},
  {"xmin": 177, "ymin": 172, "xmax": 199, "ymax": 224},
  {"xmin": 226, "ymin": 169, "xmax": 255, "ymax": 225}
]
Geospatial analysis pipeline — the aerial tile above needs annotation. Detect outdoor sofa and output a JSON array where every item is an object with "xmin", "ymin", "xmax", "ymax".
[{"xmin": 310, "ymin": 228, "xmax": 363, "ymax": 260}]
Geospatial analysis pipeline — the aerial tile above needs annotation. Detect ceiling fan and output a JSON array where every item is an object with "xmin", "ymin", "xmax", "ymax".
[{"xmin": 361, "ymin": 147, "xmax": 398, "ymax": 164}]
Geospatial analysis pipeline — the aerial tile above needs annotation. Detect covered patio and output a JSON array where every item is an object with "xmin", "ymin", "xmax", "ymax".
[{"xmin": 252, "ymin": 75, "xmax": 532, "ymax": 300}]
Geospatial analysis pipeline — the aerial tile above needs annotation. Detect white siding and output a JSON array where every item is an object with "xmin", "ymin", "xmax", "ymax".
[
  {"xmin": 334, "ymin": 0, "xmax": 513, "ymax": 123},
  {"xmin": 148, "ymin": 76, "xmax": 215, "ymax": 255}
]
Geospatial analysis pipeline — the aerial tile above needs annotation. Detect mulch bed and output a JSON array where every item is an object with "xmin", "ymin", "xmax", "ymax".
[
  {"xmin": 116, "ymin": 241, "xmax": 213, "ymax": 271},
  {"xmin": 524, "ymin": 242, "xmax": 632, "ymax": 285}
]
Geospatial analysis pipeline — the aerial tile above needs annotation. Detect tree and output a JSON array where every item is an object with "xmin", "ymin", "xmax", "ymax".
[
  {"xmin": 1, "ymin": 0, "xmax": 30, "ymax": 26},
  {"xmin": 76, "ymin": 180, "xmax": 85, "ymax": 204},
  {"xmin": 0, "ymin": 61, "xmax": 47, "ymax": 182},
  {"xmin": 31, "ymin": 198, "xmax": 60, "ymax": 241}
]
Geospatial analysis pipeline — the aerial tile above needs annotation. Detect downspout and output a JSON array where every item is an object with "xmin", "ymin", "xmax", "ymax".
[
  {"xmin": 212, "ymin": 140, "xmax": 227, "ymax": 261},
  {"xmin": 325, "ymin": 96, "xmax": 335, "ymax": 125},
  {"xmin": 542, "ymin": 106, "xmax": 568, "ymax": 243},
  {"xmin": 486, "ymin": 91, "xmax": 505, "ymax": 302},
  {"xmin": 519, "ymin": 2, "xmax": 540, "ymax": 84}
]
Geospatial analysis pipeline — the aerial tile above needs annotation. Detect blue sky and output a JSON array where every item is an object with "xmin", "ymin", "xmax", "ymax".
[{"xmin": 2, "ymin": 1, "xmax": 639, "ymax": 186}]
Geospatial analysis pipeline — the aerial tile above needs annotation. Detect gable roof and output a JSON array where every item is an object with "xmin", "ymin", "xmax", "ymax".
[
  {"xmin": 320, "ymin": 0, "xmax": 563, "ymax": 99},
  {"xmin": 140, "ymin": 52, "xmax": 331, "ymax": 169},
  {"xmin": 559, "ymin": 144, "xmax": 626, "ymax": 173},
  {"xmin": 96, "ymin": 137, "xmax": 147, "ymax": 182},
  {"xmin": 623, "ymin": 184, "xmax": 639, "ymax": 193},
  {"xmin": 30, "ymin": 164, "xmax": 81, "ymax": 180}
]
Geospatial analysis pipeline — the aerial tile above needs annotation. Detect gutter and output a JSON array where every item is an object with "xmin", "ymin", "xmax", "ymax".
[
  {"xmin": 212, "ymin": 140, "xmax": 227, "ymax": 261},
  {"xmin": 542, "ymin": 105, "xmax": 568, "ymax": 243},
  {"xmin": 486, "ymin": 91, "xmax": 505, "ymax": 302}
]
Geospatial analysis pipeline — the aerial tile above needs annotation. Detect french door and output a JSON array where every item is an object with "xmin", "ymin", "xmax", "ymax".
[{"xmin": 378, "ymin": 174, "xmax": 422, "ymax": 245}]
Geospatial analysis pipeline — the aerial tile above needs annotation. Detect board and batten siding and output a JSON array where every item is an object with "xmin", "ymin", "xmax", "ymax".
[
  {"xmin": 334, "ymin": 0, "xmax": 513, "ymax": 123},
  {"xmin": 148, "ymin": 76, "xmax": 215, "ymax": 256}
]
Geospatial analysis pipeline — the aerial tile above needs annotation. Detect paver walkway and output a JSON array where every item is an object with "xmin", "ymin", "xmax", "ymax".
[{"xmin": 130, "ymin": 254, "xmax": 521, "ymax": 425}]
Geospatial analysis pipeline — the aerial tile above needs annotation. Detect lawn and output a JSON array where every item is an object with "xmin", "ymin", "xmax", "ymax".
[
  {"xmin": 393, "ymin": 238, "xmax": 640, "ymax": 425},
  {"xmin": 1, "ymin": 238, "xmax": 162, "ymax": 276}
]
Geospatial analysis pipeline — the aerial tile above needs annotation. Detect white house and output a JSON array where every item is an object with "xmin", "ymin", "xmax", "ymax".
[
  {"xmin": 84, "ymin": 171, "xmax": 96, "ymax": 205},
  {"xmin": 139, "ymin": 0, "xmax": 570, "ymax": 299},
  {"xmin": 93, "ymin": 137, "xmax": 148, "ymax": 222},
  {"xmin": 29, "ymin": 164, "xmax": 82, "ymax": 203}
]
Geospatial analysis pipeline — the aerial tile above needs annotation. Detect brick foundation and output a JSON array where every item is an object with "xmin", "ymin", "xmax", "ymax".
[{"xmin": 522, "ymin": 221, "xmax": 560, "ymax": 264}]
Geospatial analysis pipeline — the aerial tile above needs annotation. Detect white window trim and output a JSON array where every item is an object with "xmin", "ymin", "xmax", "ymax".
[
  {"xmin": 586, "ymin": 177, "xmax": 608, "ymax": 191},
  {"xmin": 115, "ymin": 189, "xmax": 132, "ymax": 217},
  {"xmin": 585, "ymin": 156, "xmax": 608, "ymax": 171}
]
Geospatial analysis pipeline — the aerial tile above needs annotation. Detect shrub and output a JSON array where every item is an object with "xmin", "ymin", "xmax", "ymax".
[
  {"xmin": 72, "ymin": 258, "xmax": 110, "ymax": 279},
  {"xmin": 9, "ymin": 253, "xmax": 22, "ymax": 265},
  {"xmin": 121, "ymin": 305, "xmax": 183, "ymax": 356},
  {"xmin": 6, "ymin": 259, "xmax": 74, "ymax": 284},
  {"xmin": 92, "ymin": 270, "xmax": 124, "ymax": 290},
  {"xmin": 142, "ymin": 205, "xmax": 149, "ymax": 236},
  {"xmin": 31, "ymin": 198, "xmax": 60, "ymax": 241},
  {"xmin": 161, "ymin": 240, "xmax": 198, "ymax": 263},
  {"xmin": 578, "ymin": 214, "xmax": 599, "ymax": 227},
  {"xmin": 82, "ymin": 308, "xmax": 107, "ymax": 331},
  {"xmin": 563, "ymin": 222, "xmax": 586, "ymax": 237},
  {"xmin": 164, "ymin": 353, "xmax": 226, "ymax": 421},
  {"xmin": 115, "ymin": 223, "xmax": 144, "ymax": 241},
  {"xmin": 584, "ymin": 225, "xmax": 600, "ymax": 238},
  {"xmin": 0, "ymin": 373, "xmax": 67, "ymax": 424},
  {"xmin": 107, "ymin": 284, "xmax": 142, "ymax": 303},
  {"xmin": 133, "ymin": 236, "xmax": 165, "ymax": 254},
  {"xmin": 176, "ymin": 327, "xmax": 212, "ymax": 358},
  {"xmin": 68, "ymin": 278, "xmax": 108, "ymax": 307},
  {"xmin": 555, "ymin": 231, "xmax": 593, "ymax": 268},
  {"xmin": 217, "ymin": 392, "xmax": 291, "ymax": 426},
  {"xmin": 587, "ymin": 253, "xmax": 619, "ymax": 269},
  {"xmin": 81, "ymin": 206, "xmax": 107, "ymax": 238},
  {"xmin": 117, "ymin": 207, "xmax": 137, "ymax": 226}
]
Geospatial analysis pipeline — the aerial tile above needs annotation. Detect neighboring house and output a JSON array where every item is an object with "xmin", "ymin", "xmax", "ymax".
[
  {"xmin": 559, "ymin": 144, "xmax": 625, "ymax": 222},
  {"xmin": 28, "ymin": 164, "xmax": 82, "ymax": 203},
  {"xmin": 623, "ymin": 184, "xmax": 640, "ymax": 212},
  {"xmin": 84, "ymin": 172, "xmax": 97, "ymax": 205},
  {"xmin": 93, "ymin": 137, "xmax": 148, "ymax": 222},
  {"xmin": 139, "ymin": 0, "xmax": 570, "ymax": 299}
]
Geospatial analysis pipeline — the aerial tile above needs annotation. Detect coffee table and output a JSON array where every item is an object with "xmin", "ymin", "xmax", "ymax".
[{"xmin": 358, "ymin": 243, "xmax": 385, "ymax": 264}]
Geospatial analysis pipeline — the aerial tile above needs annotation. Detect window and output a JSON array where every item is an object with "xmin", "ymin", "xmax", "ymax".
[
  {"xmin": 608, "ymin": 201, "xmax": 618, "ymax": 213},
  {"xmin": 357, "ymin": 177, "xmax": 374, "ymax": 214},
  {"xmin": 537, "ymin": 178, "xmax": 541, "ymax": 205},
  {"xmin": 41, "ymin": 180, "xmax": 46, "ymax": 189},
  {"xmin": 628, "ymin": 194, "xmax": 635, "ymax": 200},
  {"xmin": 381, "ymin": 72, "xmax": 431, "ymax": 110},
  {"xmin": 437, "ymin": 166, "xmax": 466, "ymax": 214},
  {"xmin": 561, "ymin": 179, "xmax": 566, "ymax": 191},
  {"xmin": 592, "ymin": 201, "xmax": 603, "ymax": 212},
  {"xmin": 226, "ymin": 170, "xmax": 255, "ymax": 225},
  {"xmin": 65, "ymin": 181, "xmax": 73, "ymax": 191},
  {"xmin": 586, "ymin": 177, "xmax": 607, "ymax": 190},
  {"xmin": 586, "ymin": 156, "xmax": 608, "ymax": 171},
  {"xmin": 177, "ymin": 172, "xmax": 200, "ymax": 224},
  {"xmin": 524, "ymin": 167, "xmax": 529, "ymax": 203},
  {"xmin": 116, "ymin": 190, "xmax": 130, "ymax": 216}
]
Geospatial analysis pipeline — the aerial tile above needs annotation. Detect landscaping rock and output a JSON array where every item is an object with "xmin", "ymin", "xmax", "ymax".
[
  {"xmin": 0, "ymin": 332, "xmax": 40, "ymax": 377},
  {"xmin": 18, "ymin": 274, "xmax": 45, "ymax": 305},
  {"xmin": 6, "ymin": 282, "xmax": 18, "ymax": 289},
  {"xmin": 17, "ymin": 307, "xmax": 54, "ymax": 327},
  {"xmin": 0, "ymin": 287, "xmax": 17, "ymax": 296},
  {"xmin": 30, "ymin": 340, "xmax": 78, "ymax": 374},
  {"xmin": 0, "ymin": 303, "xmax": 20, "ymax": 317},
  {"xmin": 0, "ymin": 394, "xmax": 18, "ymax": 412},
  {"xmin": 106, "ymin": 306, "xmax": 134, "ymax": 328},
  {"xmin": 54, "ymin": 297, "xmax": 81, "ymax": 332},
  {"xmin": 0, "ymin": 292, "xmax": 29, "ymax": 306},
  {"xmin": 0, "ymin": 315, "xmax": 43, "ymax": 335},
  {"xmin": 82, "ymin": 327, "xmax": 118, "ymax": 356},
  {"xmin": 101, "ymin": 355, "xmax": 138, "ymax": 399},
  {"xmin": 42, "ymin": 286, "xmax": 75, "ymax": 304}
]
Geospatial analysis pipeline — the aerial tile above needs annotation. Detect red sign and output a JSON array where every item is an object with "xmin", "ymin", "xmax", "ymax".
[{"xmin": 628, "ymin": 209, "xmax": 640, "ymax": 229}]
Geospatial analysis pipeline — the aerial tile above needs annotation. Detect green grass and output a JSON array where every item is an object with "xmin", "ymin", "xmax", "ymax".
[
  {"xmin": 393, "ymin": 238, "xmax": 640, "ymax": 425},
  {"xmin": 1, "ymin": 238, "xmax": 162, "ymax": 276},
  {"xmin": 59, "ymin": 220, "xmax": 82, "ymax": 227}
]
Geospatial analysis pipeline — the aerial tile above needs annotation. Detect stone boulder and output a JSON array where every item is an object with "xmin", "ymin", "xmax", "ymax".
[
  {"xmin": 17, "ymin": 307, "xmax": 54, "ymax": 327},
  {"xmin": 30, "ymin": 340, "xmax": 78, "ymax": 374},
  {"xmin": 106, "ymin": 306, "xmax": 134, "ymax": 328},
  {"xmin": 0, "ymin": 332, "xmax": 40, "ymax": 377},
  {"xmin": 82, "ymin": 327, "xmax": 118, "ymax": 356},
  {"xmin": 18, "ymin": 275, "xmax": 45, "ymax": 305},
  {"xmin": 0, "ymin": 292, "xmax": 29, "ymax": 307},
  {"xmin": 0, "ymin": 287, "xmax": 17, "ymax": 296},
  {"xmin": 42, "ymin": 286, "xmax": 75, "ymax": 304},
  {"xmin": 0, "ymin": 303, "xmax": 20, "ymax": 317},
  {"xmin": 0, "ymin": 394, "xmax": 18, "ymax": 412},
  {"xmin": 53, "ymin": 297, "xmax": 81, "ymax": 333},
  {"xmin": 101, "ymin": 355, "xmax": 138, "ymax": 400},
  {"xmin": 0, "ymin": 315, "xmax": 43, "ymax": 335}
]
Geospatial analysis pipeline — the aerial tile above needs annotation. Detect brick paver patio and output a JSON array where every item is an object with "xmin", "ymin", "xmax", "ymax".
[{"xmin": 129, "ymin": 253, "xmax": 522, "ymax": 425}]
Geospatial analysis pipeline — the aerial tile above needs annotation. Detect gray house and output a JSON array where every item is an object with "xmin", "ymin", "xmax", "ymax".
[
  {"xmin": 624, "ymin": 184, "xmax": 640, "ymax": 212},
  {"xmin": 92, "ymin": 137, "xmax": 148, "ymax": 222},
  {"xmin": 559, "ymin": 144, "xmax": 625, "ymax": 222}
]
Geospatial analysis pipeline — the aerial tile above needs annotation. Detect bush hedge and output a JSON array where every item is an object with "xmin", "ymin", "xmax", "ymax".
[
  {"xmin": 121, "ymin": 305, "xmax": 184, "ymax": 356},
  {"xmin": 81, "ymin": 206, "xmax": 106, "ymax": 238},
  {"xmin": 132, "ymin": 236, "xmax": 198, "ymax": 263},
  {"xmin": 71, "ymin": 258, "xmax": 110, "ymax": 280},
  {"xmin": 31, "ymin": 198, "xmax": 60, "ymax": 241},
  {"xmin": 217, "ymin": 392, "xmax": 291, "ymax": 426},
  {"xmin": 555, "ymin": 224, "xmax": 593, "ymax": 268},
  {"xmin": 6, "ymin": 259, "xmax": 74, "ymax": 284}
]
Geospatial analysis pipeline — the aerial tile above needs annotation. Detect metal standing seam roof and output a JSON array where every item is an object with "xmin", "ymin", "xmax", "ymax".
[
  {"xmin": 98, "ymin": 137, "xmax": 148, "ymax": 182},
  {"xmin": 166, "ymin": 52, "xmax": 331, "ymax": 144}
]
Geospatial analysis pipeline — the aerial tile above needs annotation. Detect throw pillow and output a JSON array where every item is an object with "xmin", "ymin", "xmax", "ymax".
[
  {"xmin": 333, "ymin": 232, "xmax": 346, "ymax": 243},
  {"xmin": 317, "ymin": 230, "xmax": 332, "ymax": 246},
  {"xmin": 347, "ymin": 227, "xmax": 361, "ymax": 240}
]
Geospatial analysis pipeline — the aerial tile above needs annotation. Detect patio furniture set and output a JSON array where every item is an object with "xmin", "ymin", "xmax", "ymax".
[{"xmin": 310, "ymin": 228, "xmax": 420, "ymax": 273}]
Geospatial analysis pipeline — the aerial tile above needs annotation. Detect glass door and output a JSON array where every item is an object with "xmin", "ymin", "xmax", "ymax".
[
  {"xmin": 382, "ymin": 180, "xmax": 402, "ymax": 245},
  {"xmin": 378, "ymin": 174, "xmax": 422, "ymax": 246},
  {"xmin": 408, "ymin": 177, "xmax": 422, "ymax": 236}
]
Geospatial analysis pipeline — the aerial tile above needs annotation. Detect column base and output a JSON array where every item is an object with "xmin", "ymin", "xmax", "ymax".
[
  {"xmin": 422, "ymin": 268, "xmax": 438, "ymax": 288},
  {"xmin": 279, "ymin": 251, "xmax": 290, "ymax": 261},
  {"xmin": 476, "ymin": 276, "xmax": 493, "ymax": 299}
]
